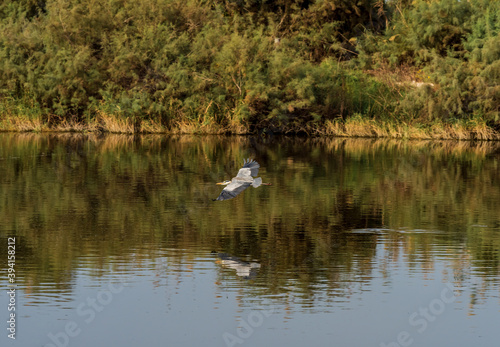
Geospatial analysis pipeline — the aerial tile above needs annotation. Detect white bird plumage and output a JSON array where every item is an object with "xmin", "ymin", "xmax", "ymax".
[{"xmin": 214, "ymin": 158, "xmax": 270, "ymax": 201}]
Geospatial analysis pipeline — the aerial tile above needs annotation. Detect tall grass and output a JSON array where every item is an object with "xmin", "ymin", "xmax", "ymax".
[
  {"xmin": 0, "ymin": 0, "xmax": 499, "ymax": 138},
  {"xmin": 322, "ymin": 116, "xmax": 500, "ymax": 140}
]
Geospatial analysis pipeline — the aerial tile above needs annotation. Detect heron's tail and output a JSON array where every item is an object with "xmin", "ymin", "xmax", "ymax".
[{"xmin": 252, "ymin": 177, "xmax": 262, "ymax": 188}]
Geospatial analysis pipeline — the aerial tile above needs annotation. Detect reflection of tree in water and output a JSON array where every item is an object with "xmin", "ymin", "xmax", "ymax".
[
  {"xmin": 212, "ymin": 197, "xmax": 381, "ymax": 307},
  {"xmin": 0, "ymin": 133, "xmax": 499, "ymax": 310}
]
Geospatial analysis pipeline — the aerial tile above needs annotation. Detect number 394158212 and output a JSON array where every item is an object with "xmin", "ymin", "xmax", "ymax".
[{"xmin": 8, "ymin": 237, "xmax": 15, "ymax": 283}]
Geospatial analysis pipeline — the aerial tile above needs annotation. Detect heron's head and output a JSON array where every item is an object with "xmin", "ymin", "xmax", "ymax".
[{"xmin": 216, "ymin": 180, "xmax": 231, "ymax": 186}]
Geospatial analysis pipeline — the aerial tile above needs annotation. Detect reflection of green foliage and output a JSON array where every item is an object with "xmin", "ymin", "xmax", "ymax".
[{"xmin": 0, "ymin": 134, "xmax": 499, "ymax": 302}]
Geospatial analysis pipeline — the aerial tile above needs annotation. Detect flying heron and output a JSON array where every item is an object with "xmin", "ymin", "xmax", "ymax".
[{"xmin": 214, "ymin": 158, "xmax": 271, "ymax": 201}]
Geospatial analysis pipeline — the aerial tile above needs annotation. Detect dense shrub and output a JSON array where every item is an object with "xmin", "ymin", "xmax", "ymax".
[
  {"xmin": 358, "ymin": 0, "xmax": 499, "ymax": 125},
  {"xmin": 0, "ymin": 0, "xmax": 498, "ymax": 133}
]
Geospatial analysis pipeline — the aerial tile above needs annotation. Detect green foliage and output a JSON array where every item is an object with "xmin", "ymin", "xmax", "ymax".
[
  {"xmin": 0, "ymin": 0, "xmax": 390, "ymax": 132},
  {"xmin": 0, "ymin": 0, "xmax": 498, "ymax": 133},
  {"xmin": 358, "ymin": 0, "xmax": 500, "ymax": 126}
]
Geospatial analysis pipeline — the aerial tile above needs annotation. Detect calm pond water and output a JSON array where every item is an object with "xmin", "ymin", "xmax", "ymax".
[{"xmin": 1, "ymin": 133, "xmax": 499, "ymax": 347}]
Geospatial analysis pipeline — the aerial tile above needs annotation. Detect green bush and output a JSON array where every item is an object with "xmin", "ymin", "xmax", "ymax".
[
  {"xmin": 358, "ymin": 0, "xmax": 499, "ymax": 125},
  {"xmin": 0, "ymin": 0, "xmax": 498, "ymax": 133}
]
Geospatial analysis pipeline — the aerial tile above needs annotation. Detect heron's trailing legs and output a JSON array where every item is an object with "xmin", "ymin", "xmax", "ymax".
[
  {"xmin": 214, "ymin": 158, "xmax": 271, "ymax": 201},
  {"xmin": 251, "ymin": 178, "xmax": 272, "ymax": 188}
]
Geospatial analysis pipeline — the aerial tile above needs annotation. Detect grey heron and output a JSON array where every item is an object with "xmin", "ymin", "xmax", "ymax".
[{"xmin": 214, "ymin": 158, "xmax": 271, "ymax": 201}]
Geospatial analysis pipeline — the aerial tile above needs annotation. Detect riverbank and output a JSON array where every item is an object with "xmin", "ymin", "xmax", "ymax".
[
  {"xmin": 1, "ymin": 1, "xmax": 499, "ymax": 140},
  {"xmin": 1, "ymin": 113, "xmax": 499, "ymax": 140}
]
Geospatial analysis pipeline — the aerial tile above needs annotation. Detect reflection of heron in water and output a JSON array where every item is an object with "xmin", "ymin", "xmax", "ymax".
[
  {"xmin": 214, "ymin": 158, "xmax": 271, "ymax": 201},
  {"xmin": 215, "ymin": 253, "xmax": 261, "ymax": 279}
]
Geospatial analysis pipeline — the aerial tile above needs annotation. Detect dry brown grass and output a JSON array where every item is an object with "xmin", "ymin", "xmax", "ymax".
[
  {"xmin": 171, "ymin": 117, "xmax": 249, "ymax": 135},
  {"xmin": 0, "ymin": 115, "xmax": 45, "ymax": 132},
  {"xmin": 321, "ymin": 118, "xmax": 393, "ymax": 137},
  {"xmin": 172, "ymin": 120, "xmax": 226, "ymax": 134},
  {"xmin": 321, "ymin": 117, "xmax": 500, "ymax": 140},
  {"xmin": 139, "ymin": 118, "xmax": 167, "ymax": 133},
  {"xmin": 1, "ymin": 111, "xmax": 499, "ymax": 140},
  {"xmin": 97, "ymin": 112, "xmax": 135, "ymax": 133}
]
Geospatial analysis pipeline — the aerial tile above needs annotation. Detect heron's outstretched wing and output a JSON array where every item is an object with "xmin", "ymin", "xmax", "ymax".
[
  {"xmin": 236, "ymin": 158, "xmax": 260, "ymax": 178},
  {"xmin": 215, "ymin": 180, "xmax": 252, "ymax": 201}
]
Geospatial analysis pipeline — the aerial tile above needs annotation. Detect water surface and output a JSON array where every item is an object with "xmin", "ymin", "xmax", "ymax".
[{"xmin": 1, "ymin": 134, "xmax": 499, "ymax": 346}]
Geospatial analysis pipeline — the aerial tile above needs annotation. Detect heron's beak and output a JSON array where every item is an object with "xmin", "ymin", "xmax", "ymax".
[{"xmin": 216, "ymin": 182, "xmax": 224, "ymax": 185}]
